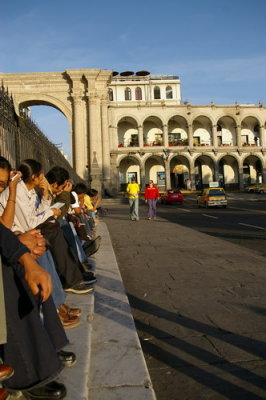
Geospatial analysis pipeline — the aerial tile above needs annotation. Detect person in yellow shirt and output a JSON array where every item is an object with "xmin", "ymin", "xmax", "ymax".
[{"xmin": 126, "ymin": 177, "xmax": 140, "ymax": 221}]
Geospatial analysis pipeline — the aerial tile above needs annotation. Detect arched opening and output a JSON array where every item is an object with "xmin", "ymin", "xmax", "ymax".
[
  {"xmin": 23, "ymin": 104, "xmax": 71, "ymax": 163},
  {"xmin": 170, "ymin": 155, "xmax": 190, "ymax": 189},
  {"xmin": 193, "ymin": 116, "xmax": 212, "ymax": 146},
  {"xmin": 218, "ymin": 155, "xmax": 239, "ymax": 190},
  {"xmin": 118, "ymin": 156, "xmax": 140, "ymax": 191},
  {"xmin": 144, "ymin": 156, "xmax": 165, "ymax": 189},
  {"xmin": 143, "ymin": 116, "xmax": 163, "ymax": 146},
  {"xmin": 194, "ymin": 155, "xmax": 215, "ymax": 189},
  {"xmin": 241, "ymin": 116, "xmax": 260, "ymax": 146},
  {"xmin": 168, "ymin": 115, "xmax": 188, "ymax": 146},
  {"xmin": 217, "ymin": 116, "xmax": 237, "ymax": 147},
  {"xmin": 243, "ymin": 155, "xmax": 263, "ymax": 185},
  {"xmin": 117, "ymin": 117, "xmax": 138, "ymax": 147}
]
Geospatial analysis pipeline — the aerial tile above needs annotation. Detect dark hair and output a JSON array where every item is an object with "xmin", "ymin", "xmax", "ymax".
[
  {"xmin": 46, "ymin": 166, "xmax": 69, "ymax": 186},
  {"xmin": 0, "ymin": 156, "xmax": 11, "ymax": 172},
  {"xmin": 74, "ymin": 182, "xmax": 88, "ymax": 195},
  {"xmin": 87, "ymin": 188, "xmax": 98, "ymax": 197},
  {"xmin": 18, "ymin": 159, "xmax": 42, "ymax": 182}
]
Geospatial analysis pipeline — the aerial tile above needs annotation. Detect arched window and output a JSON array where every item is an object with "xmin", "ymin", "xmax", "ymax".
[
  {"xmin": 135, "ymin": 87, "xmax": 142, "ymax": 100},
  {"xmin": 108, "ymin": 88, "xmax": 113, "ymax": 101},
  {"xmin": 166, "ymin": 86, "xmax": 173, "ymax": 99},
  {"xmin": 125, "ymin": 87, "xmax": 132, "ymax": 101},
  {"xmin": 154, "ymin": 86, "xmax": 161, "ymax": 99}
]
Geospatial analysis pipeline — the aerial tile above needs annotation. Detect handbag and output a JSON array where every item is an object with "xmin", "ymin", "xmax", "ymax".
[{"xmin": 36, "ymin": 216, "xmax": 60, "ymax": 235}]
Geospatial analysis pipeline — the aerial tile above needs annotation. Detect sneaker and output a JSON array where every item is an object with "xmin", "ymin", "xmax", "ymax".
[
  {"xmin": 65, "ymin": 282, "xmax": 94, "ymax": 294},
  {"xmin": 83, "ymin": 271, "xmax": 97, "ymax": 285}
]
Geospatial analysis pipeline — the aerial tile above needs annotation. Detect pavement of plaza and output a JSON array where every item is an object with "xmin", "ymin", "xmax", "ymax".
[{"xmin": 8, "ymin": 194, "xmax": 266, "ymax": 400}]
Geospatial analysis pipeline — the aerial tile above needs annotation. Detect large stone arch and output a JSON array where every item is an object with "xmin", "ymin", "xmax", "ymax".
[
  {"xmin": 0, "ymin": 69, "xmax": 112, "ymax": 190},
  {"xmin": 17, "ymin": 94, "xmax": 72, "ymax": 124}
]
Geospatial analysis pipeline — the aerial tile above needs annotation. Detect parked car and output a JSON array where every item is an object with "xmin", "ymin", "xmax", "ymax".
[
  {"xmin": 197, "ymin": 187, "xmax": 227, "ymax": 208},
  {"xmin": 254, "ymin": 185, "xmax": 266, "ymax": 194},
  {"xmin": 160, "ymin": 189, "xmax": 184, "ymax": 204},
  {"xmin": 245, "ymin": 183, "xmax": 264, "ymax": 193}
]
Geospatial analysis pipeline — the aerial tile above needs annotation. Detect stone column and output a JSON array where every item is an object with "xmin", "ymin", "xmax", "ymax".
[
  {"xmin": 163, "ymin": 124, "xmax": 169, "ymax": 147},
  {"xmin": 236, "ymin": 125, "xmax": 242, "ymax": 147},
  {"xmin": 212, "ymin": 124, "xmax": 218, "ymax": 148},
  {"xmin": 88, "ymin": 95, "xmax": 103, "ymax": 192},
  {"xmin": 140, "ymin": 162, "xmax": 146, "ymax": 191},
  {"xmin": 239, "ymin": 165, "xmax": 244, "ymax": 190},
  {"xmin": 101, "ymin": 98, "xmax": 111, "ymax": 184},
  {"xmin": 72, "ymin": 96, "xmax": 86, "ymax": 178},
  {"xmin": 65, "ymin": 69, "xmax": 87, "ymax": 178},
  {"xmin": 260, "ymin": 125, "xmax": 265, "ymax": 147},
  {"xmin": 138, "ymin": 125, "xmax": 144, "ymax": 148},
  {"xmin": 165, "ymin": 159, "xmax": 171, "ymax": 189},
  {"xmin": 188, "ymin": 124, "xmax": 193, "ymax": 148}
]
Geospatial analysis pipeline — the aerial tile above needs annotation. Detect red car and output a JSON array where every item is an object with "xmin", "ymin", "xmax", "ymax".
[{"xmin": 160, "ymin": 189, "xmax": 184, "ymax": 204}]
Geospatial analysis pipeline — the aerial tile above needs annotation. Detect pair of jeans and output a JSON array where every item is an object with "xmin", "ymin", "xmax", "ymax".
[
  {"xmin": 147, "ymin": 198, "xmax": 157, "ymax": 219},
  {"xmin": 37, "ymin": 250, "xmax": 65, "ymax": 309},
  {"xmin": 129, "ymin": 198, "xmax": 139, "ymax": 220}
]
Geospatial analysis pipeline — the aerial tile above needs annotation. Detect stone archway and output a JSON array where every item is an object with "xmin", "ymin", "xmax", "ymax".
[{"xmin": 0, "ymin": 69, "xmax": 112, "ymax": 190}]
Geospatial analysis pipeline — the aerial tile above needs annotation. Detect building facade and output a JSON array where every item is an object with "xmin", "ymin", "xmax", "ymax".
[
  {"xmin": 108, "ymin": 72, "xmax": 266, "ymax": 192},
  {"xmin": 1, "ymin": 69, "xmax": 266, "ymax": 193}
]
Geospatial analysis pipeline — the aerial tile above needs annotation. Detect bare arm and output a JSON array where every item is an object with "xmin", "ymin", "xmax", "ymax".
[{"xmin": 0, "ymin": 171, "xmax": 22, "ymax": 229}]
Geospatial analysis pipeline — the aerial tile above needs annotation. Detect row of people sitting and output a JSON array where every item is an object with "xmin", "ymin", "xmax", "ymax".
[{"xmin": 0, "ymin": 157, "xmax": 101, "ymax": 400}]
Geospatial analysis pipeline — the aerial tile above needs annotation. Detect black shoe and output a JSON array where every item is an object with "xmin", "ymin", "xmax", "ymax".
[
  {"xmin": 82, "ymin": 236, "xmax": 101, "ymax": 257},
  {"xmin": 23, "ymin": 381, "xmax": 66, "ymax": 400},
  {"xmin": 83, "ymin": 271, "xmax": 97, "ymax": 284},
  {"xmin": 58, "ymin": 350, "xmax": 77, "ymax": 367},
  {"xmin": 64, "ymin": 282, "xmax": 94, "ymax": 294}
]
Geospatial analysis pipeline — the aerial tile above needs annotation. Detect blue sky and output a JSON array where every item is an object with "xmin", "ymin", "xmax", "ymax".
[{"xmin": 2, "ymin": 0, "xmax": 266, "ymax": 160}]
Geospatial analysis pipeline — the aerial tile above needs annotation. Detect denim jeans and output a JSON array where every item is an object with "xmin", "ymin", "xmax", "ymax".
[
  {"xmin": 129, "ymin": 198, "xmax": 139, "ymax": 220},
  {"xmin": 147, "ymin": 198, "xmax": 157, "ymax": 219},
  {"xmin": 37, "ymin": 250, "xmax": 65, "ymax": 309}
]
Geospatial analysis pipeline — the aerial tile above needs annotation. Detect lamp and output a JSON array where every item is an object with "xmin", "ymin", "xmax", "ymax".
[{"xmin": 162, "ymin": 148, "xmax": 170, "ymax": 160}]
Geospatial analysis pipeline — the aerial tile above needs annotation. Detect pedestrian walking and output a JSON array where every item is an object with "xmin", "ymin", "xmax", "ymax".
[
  {"xmin": 144, "ymin": 180, "xmax": 160, "ymax": 220},
  {"xmin": 126, "ymin": 177, "xmax": 140, "ymax": 221}
]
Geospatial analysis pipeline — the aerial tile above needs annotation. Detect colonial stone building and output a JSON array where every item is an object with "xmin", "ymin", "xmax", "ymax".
[{"xmin": 1, "ymin": 69, "xmax": 266, "ymax": 193}]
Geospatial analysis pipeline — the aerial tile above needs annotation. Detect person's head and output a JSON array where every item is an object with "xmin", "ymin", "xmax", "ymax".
[
  {"xmin": 46, "ymin": 166, "xmax": 69, "ymax": 194},
  {"xmin": 149, "ymin": 180, "xmax": 154, "ymax": 186},
  {"xmin": 87, "ymin": 188, "xmax": 98, "ymax": 199},
  {"xmin": 131, "ymin": 177, "xmax": 137, "ymax": 183},
  {"xmin": 18, "ymin": 159, "xmax": 43, "ymax": 187},
  {"xmin": 74, "ymin": 182, "xmax": 88, "ymax": 201},
  {"xmin": 0, "ymin": 156, "xmax": 12, "ymax": 193}
]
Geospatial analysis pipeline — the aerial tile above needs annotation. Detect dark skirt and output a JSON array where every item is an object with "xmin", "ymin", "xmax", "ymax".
[{"xmin": 1, "ymin": 262, "xmax": 68, "ymax": 390}]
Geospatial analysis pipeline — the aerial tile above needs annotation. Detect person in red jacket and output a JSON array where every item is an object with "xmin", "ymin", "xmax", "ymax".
[{"xmin": 144, "ymin": 180, "xmax": 160, "ymax": 220}]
